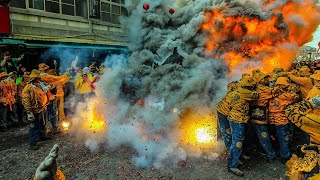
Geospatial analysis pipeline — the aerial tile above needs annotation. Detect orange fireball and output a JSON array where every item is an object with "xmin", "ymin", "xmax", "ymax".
[{"xmin": 202, "ymin": 0, "xmax": 320, "ymax": 75}]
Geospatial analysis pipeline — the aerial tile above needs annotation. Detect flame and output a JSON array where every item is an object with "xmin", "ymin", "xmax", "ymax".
[
  {"xmin": 202, "ymin": 0, "xmax": 320, "ymax": 74},
  {"xmin": 77, "ymin": 99, "xmax": 107, "ymax": 133},
  {"xmin": 179, "ymin": 108, "xmax": 218, "ymax": 152},
  {"xmin": 62, "ymin": 121, "xmax": 70, "ymax": 131},
  {"xmin": 196, "ymin": 128, "xmax": 214, "ymax": 144}
]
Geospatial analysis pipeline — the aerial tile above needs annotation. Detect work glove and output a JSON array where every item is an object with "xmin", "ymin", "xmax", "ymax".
[
  {"xmin": 309, "ymin": 96, "xmax": 320, "ymax": 109},
  {"xmin": 35, "ymin": 144, "xmax": 59, "ymax": 180}
]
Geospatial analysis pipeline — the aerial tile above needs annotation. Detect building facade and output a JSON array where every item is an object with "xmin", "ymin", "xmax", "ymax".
[
  {"xmin": 5, "ymin": 0, "xmax": 128, "ymax": 47},
  {"xmin": 0, "ymin": 0, "xmax": 128, "ymax": 70},
  {"xmin": 296, "ymin": 45, "xmax": 320, "ymax": 62}
]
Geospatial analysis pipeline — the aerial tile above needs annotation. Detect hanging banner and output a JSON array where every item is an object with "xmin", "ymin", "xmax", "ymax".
[{"xmin": 0, "ymin": 6, "xmax": 10, "ymax": 34}]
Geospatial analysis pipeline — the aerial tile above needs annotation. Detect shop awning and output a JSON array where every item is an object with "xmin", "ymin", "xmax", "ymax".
[
  {"xmin": 0, "ymin": 38, "xmax": 127, "ymax": 51},
  {"xmin": 0, "ymin": 39, "xmax": 25, "ymax": 44},
  {"xmin": 25, "ymin": 43, "xmax": 127, "ymax": 50}
]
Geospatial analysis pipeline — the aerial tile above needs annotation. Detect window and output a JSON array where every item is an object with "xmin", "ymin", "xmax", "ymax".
[
  {"xmin": 100, "ymin": 0, "xmax": 127, "ymax": 24},
  {"xmin": 29, "ymin": 0, "xmax": 44, "ymax": 10},
  {"xmin": 46, "ymin": 0, "xmax": 60, "ymax": 13},
  {"xmin": 10, "ymin": 1, "xmax": 26, "ymax": 9},
  {"xmin": 101, "ymin": 2, "xmax": 110, "ymax": 21},
  {"xmin": 75, "ymin": 0, "xmax": 87, "ymax": 17},
  {"xmin": 61, "ymin": 0, "xmax": 75, "ymax": 15}
]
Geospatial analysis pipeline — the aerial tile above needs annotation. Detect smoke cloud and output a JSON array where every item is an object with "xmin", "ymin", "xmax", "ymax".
[{"xmin": 70, "ymin": 0, "xmax": 320, "ymax": 168}]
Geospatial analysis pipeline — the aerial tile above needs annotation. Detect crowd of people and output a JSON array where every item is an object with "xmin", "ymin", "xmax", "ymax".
[
  {"xmin": 217, "ymin": 62, "xmax": 320, "ymax": 177},
  {"xmin": 0, "ymin": 51, "xmax": 105, "ymax": 150}
]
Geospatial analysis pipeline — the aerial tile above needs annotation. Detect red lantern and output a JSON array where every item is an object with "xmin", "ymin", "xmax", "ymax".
[
  {"xmin": 169, "ymin": 8, "xmax": 175, "ymax": 15},
  {"xmin": 318, "ymin": 41, "xmax": 320, "ymax": 47},
  {"xmin": 143, "ymin": 3, "xmax": 149, "ymax": 11}
]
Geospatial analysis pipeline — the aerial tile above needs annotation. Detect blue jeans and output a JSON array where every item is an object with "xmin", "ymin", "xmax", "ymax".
[
  {"xmin": 47, "ymin": 101, "xmax": 58, "ymax": 131},
  {"xmin": 254, "ymin": 124, "xmax": 276, "ymax": 159},
  {"xmin": 29, "ymin": 112, "xmax": 46, "ymax": 145},
  {"xmin": 218, "ymin": 112, "xmax": 232, "ymax": 150},
  {"xmin": 228, "ymin": 121, "xmax": 245, "ymax": 168},
  {"xmin": 276, "ymin": 125, "xmax": 291, "ymax": 159}
]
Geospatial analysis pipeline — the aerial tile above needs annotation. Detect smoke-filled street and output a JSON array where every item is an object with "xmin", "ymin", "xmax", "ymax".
[
  {"xmin": 0, "ymin": 127, "xmax": 286, "ymax": 179},
  {"xmin": 1, "ymin": 0, "xmax": 320, "ymax": 179}
]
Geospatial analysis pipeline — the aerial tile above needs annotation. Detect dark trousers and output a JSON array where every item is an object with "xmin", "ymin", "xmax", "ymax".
[
  {"xmin": 274, "ymin": 124, "xmax": 291, "ymax": 159},
  {"xmin": 47, "ymin": 101, "xmax": 58, "ymax": 132},
  {"xmin": 29, "ymin": 112, "xmax": 46, "ymax": 145},
  {"xmin": 228, "ymin": 121, "xmax": 245, "ymax": 168},
  {"xmin": 0, "ymin": 104, "xmax": 7, "ymax": 128},
  {"xmin": 254, "ymin": 123, "xmax": 276, "ymax": 159},
  {"xmin": 217, "ymin": 112, "xmax": 232, "ymax": 150},
  {"xmin": 8, "ymin": 103, "xmax": 18, "ymax": 124},
  {"xmin": 17, "ymin": 101, "xmax": 27, "ymax": 124}
]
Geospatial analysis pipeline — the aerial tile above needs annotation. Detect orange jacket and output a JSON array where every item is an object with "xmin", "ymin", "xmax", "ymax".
[
  {"xmin": 40, "ymin": 74, "xmax": 70, "ymax": 98},
  {"xmin": 269, "ymin": 91, "xmax": 299, "ymax": 125},
  {"xmin": 21, "ymin": 83, "xmax": 49, "ymax": 114},
  {"xmin": 251, "ymin": 85, "xmax": 282, "ymax": 124},
  {"xmin": 0, "ymin": 79, "xmax": 17, "ymax": 110}
]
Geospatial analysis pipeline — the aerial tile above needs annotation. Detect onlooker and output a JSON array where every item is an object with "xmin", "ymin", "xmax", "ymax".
[{"xmin": 1, "ymin": 51, "xmax": 24, "ymax": 73}]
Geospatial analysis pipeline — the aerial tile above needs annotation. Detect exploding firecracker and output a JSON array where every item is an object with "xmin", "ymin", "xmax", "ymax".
[
  {"xmin": 202, "ymin": 0, "xmax": 320, "ymax": 74},
  {"xmin": 178, "ymin": 108, "xmax": 218, "ymax": 153},
  {"xmin": 61, "ymin": 120, "xmax": 71, "ymax": 131},
  {"xmin": 70, "ymin": 0, "xmax": 320, "ymax": 168}
]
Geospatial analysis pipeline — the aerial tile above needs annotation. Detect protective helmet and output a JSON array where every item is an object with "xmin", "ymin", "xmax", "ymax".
[
  {"xmin": 299, "ymin": 66, "xmax": 311, "ymax": 76},
  {"xmin": 239, "ymin": 77, "xmax": 255, "ymax": 87},
  {"xmin": 275, "ymin": 77, "xmax": 290, "ymax": 86}
]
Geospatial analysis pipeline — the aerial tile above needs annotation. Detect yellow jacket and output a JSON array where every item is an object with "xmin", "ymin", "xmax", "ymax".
[
  {"xmin": 80, "ymin": 73, "xmax": 96, "ymax": 94},
  {"xmin": 286, "ymin": 100, "xmax": 320, "ymax": 144},
  {"xmin": 269, "ymin": 91, "xmax": 299, "ymax": 125},
  {"xmin": 251, "ymin": 85, "xmax": 282, "ymax": 124},
  {"xmin": 305, "ymin": 87, "xmax": 320, "ymax": 116},
  {"xmin": 217, "ymin": 91, "xmax": 235, "ymax": 116},
  {"xmin": 228, "ymin": 87, "xmax": 259, "ymax": 123},
  {"xmin": 74, "ymin": 75, "xmax": 83, "ymax": 94},
  {"xmin": 21, "ymin": 83, "xmax": 49, "ymax": 114},
  {"xmin": 288, "ymin": 74, "xmax": 313, "ymax": 99}
]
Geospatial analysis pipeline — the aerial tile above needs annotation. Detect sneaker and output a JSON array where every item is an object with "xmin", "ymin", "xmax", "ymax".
[
  {"xmin": 241, "ymin": 154, "xmax": 251, "ymax": 160},
  {"xmin": 238, "ymin": 160, "xmax": 244, "ymax": 166},
  {"xmin": 228, "ymin": 168, "xmax": 244, "ymax": 177},
  {"xmin": 30, "ymin": 144, "xmax": 40, "ymax": 151}
]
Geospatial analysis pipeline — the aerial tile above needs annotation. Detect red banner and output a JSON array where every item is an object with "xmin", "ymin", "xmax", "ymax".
[{"xmin": 0, "ymin": 6, "xmax": 10, "ymax": 34}]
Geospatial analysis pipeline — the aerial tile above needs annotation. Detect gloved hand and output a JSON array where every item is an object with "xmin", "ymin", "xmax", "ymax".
[
  {"xmin": 35, "ymin": 144, "xmax": 59, "ymax": 180},
  {"xmin": 309, "ymin": 96, "xmax": 320, "ymax": 108},
  {"xmin": 27, "ymin": 113, "xmax": 35, "ymax": 122}
]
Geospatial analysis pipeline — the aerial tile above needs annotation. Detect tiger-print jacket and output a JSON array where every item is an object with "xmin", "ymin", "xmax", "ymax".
[{"xmin": 286, "ymin": 100, "xmax": 320, "ymax": 145}]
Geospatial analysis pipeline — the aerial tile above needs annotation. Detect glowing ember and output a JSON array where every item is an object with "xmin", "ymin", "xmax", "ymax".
[
  {"xmin": 179, "ymin": 109, "xmax": 218, "ymax": 152},
  {"xmin": 196, "ymin": 128, "xmax": 213, "ymax": 144},
  {"xmin": 76, "ymin": 99, "xmax": 107, "ymax": 133},
  {"xmin": 62, "ymin": 121, "xmax": 70, "ymax": 131},
  {"xmin": 89, "ymin": 119, "xmax": 105, "ymax": 132}
]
